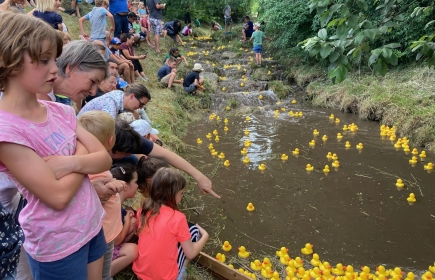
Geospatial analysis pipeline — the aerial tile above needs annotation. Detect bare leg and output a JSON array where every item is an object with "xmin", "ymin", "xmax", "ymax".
[
  {"xmin": 167, "ymin": 71, "xmax": 177, "ymax": 88},
  {"xmin": 154, "ymin": 34, "xmax": 160, "ymax": 53},
  {"xmin": 110, "ymin": 243, "xmax": 138, "ymax": 277},
  {"xmin": 119, "ymin": 63, "xmax": 132, "ymax": 84},
  {"xmin": 87, "ymin": 256, "xmax": 104, "ymax": 280}
]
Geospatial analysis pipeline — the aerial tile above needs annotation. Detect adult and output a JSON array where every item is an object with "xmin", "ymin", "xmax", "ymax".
[
  {"xmin": 241, "ymin": 15, "xmax": 253, "ymax": 42},
  {"xmin": 110, "ymin": 0, "xmax": 129, "ymax": 39},
  {"xmin": 81, "ymin": 74, "xmax": 117, "ymax": 109},
  {"xmin": 183, "ymin": 63, "xmax": 206, "ymax": 95},
  {"xmin": 163, "ymin": 20, "xmax": 183, "ymax": 44},
  {"xmin": 223, "ymin": 4, "xmax": 232, "ymax": 34},
  {"xmin": 157, "ymin": 57, "xmax": 183, "ymax": 89},
  {"xmin": 107, "ymin": 59, "xmax": 129, "ymax": 90},
  {"xmin": 120, "ymin": 33, "xmax": 148, "ymax": 81},
  {"xmin": 30, "ymin": 0, "xmax": 63, "ymax": 30},
  {"xmin": 146, "ymin": 0, "xmax": 165, "ymax": 53}
]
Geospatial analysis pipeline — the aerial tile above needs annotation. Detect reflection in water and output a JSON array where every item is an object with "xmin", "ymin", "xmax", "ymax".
[{"xmin": 184, "ymin": 103, "xmax": 435, "ymax": 271}]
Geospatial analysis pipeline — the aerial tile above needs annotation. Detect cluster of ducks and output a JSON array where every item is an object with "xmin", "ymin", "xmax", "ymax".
[{"xmin": 214, "ymin": 242, "xmax": 435, "ymax": 280}]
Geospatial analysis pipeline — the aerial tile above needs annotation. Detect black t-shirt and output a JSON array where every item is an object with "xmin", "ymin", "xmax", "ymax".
[
  {"xmin": 183, "ymin": 71, "xmax": 200, "ymax": 87},
  {"xmin": 33, "ymin": 11, "xmax": 62, "ymax": 30}
]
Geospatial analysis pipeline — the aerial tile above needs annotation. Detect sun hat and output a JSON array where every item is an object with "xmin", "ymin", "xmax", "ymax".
[
  {"xmin": 192, "ymin": 63, "xmax": 204, "ymax": 72},
  {"xmin": 111, "ymin": 37, "xmax": 122, "ymax": 45},
  {"xmin": 117, "ymin": 112, "xmax": 135, "ymax": 123},
  {"xmin": 130, "ymin": 120, "xmax": 159, "ymax": 136},
  {"xmin": 254, "ymin": 22, "xmax": 261, "ymax": 28}
]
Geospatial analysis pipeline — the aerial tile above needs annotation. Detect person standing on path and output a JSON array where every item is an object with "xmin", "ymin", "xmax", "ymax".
[
  {"xmin": 223, "ymin": 4, "xmax": 232, "ymax": 35},
  {"xmin": 146, "ymin": 0, "xmax": 165, "ymax": 53},
  {"xmin": 250, "ymin": 22, "xmax": 272, "ymax": 66}
]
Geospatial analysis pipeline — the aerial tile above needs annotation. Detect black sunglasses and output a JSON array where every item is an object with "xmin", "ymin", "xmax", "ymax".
[{"xmin": 135, "ymin": 96, "xmax": 145, "ymax": 107}]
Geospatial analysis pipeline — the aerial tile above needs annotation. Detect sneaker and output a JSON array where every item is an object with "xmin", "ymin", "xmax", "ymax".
[
  {"xmin": 176, "ymin": 267, "xmax": 188, "ymax": 280},
  {"xmin": 140, "ymin": 76, "xmax": 149, "ymax": 82}
]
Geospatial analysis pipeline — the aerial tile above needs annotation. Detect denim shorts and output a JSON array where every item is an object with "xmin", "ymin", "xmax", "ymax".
[
  {"xmin": 26, "ymin": 228, "xmax": 107, "ymax": 280},
  {"xmin": 253, "ymin": 45, "xmax": 263, "ymax": 53},
  {"xmin": 184, "ymin": 83, "xmax": 195, "ymax": 93},
  {"xmin": 150, "ymin": 17, "xmax": 162, "ymax": 35}
]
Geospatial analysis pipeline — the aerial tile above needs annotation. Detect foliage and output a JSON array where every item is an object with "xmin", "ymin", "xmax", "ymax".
[{"xmin": 410, "ymin": 5, "xmax": 435, "ymax": 67}]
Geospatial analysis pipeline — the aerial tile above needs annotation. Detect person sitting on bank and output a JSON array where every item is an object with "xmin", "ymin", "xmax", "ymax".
[
  {"xmin": 162, "ymin": 47, "xmax": 188, "ymax": 68},
  {"xmin": 183, "ymin": 63, "xmax": 206, "ymax": 95},
  {"xmin": 157, "ymin": 57, "xmax": 183, "ymax": 89}
]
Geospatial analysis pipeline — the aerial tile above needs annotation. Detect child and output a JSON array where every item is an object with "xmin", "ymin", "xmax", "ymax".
[
  {"xmin": 133, "ymin": 168, "xmax": 209, "ymax": 280},
  {"xmin": 138, "ymin": 2, "xmax": 146, "ymax": 18},
  {"xmin": 30, "ymin": 0, "xmax": 63, "ymax": 30},
  {"xmin": 181, "ymin": 23, "xmax": 193, "ymax": 37},
  {"xmin": 210, "ymin": 21, "xmax": 222, "ymax": 31},
  {"xmin": 140, "ymin": 14, "xmax": 156, "ymax": 48},
  {"xmin": 241, "ymin": 15, "xmax": 253, "ymax": 42},
  {"xmin": 183, "ymin": 63, "xmax": 206, "ymax": 95},
  {"xmin": 162, "ymin": 47, "xmax": 188, "ymax": 68},
  {"xmin": 0, "ymin": 13, "xmax": 112, "ymax": 279},
  {"xmin": 250, "ymin": 22, "xmax": 272, "ymax": 66},
  {"xmin": 79, "ymin": 0, "xmax": 115, "ymax": 45},
  {"xmin": 109, "ymin": 165, "xmax": 139, "ymax": 277},
  {"xmin": 133, "ymin": 15, "xmax": 147, "ymax": 46}
]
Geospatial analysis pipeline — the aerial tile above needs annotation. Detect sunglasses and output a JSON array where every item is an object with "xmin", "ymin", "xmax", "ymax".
[{"xmin": 135, "ymin": 96, "xmax": 145, "ymax": 107}]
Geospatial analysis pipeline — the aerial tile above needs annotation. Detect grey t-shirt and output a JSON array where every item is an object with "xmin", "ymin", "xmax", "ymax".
[{"xmin": 146, "ymin": 0, "xmax": 162, "ymax": 20}]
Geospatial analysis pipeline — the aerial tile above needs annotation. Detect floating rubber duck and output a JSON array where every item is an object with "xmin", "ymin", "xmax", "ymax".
[
  {"xmin": 215, "ymin": 253, "xmax": 225, "ymax": 263},
  {"xmin": 335, "ymin": 118, "xmax": 340, "ymax": 124},
  {"xmin": 276, "ymin": 247, "xmax": 288, "ymax": 258},
  {"xmin": 326, "ymin": 152, "xmax": 333, "ymax": 159},
  {"xmin": 267, "ymin": 70, "xmax": 271, "ymax": 75},
  {"xmin": 309, "ymin": 140, "xmax": 316, "ymax": 147},
  {"xmin": 224, "ymin": 118, "xmax": 229, "ymax": 125},
  {"xmin": 396, "ymin": 179, "xmax": 405, "ymax": 188},
  {"xmin": 250, "ymin": 260, "xmax": 262, "ymax": 271},
  {"xmin": 346, "ymin": 266, "xmax": 358, "ymax": 278},
  {"xmin": 306, "ymin": 164, "xmax": 314, "ymax": 172},
  {"xmin": 218, "ymin": 152, "xmax": 225, "ymax": 159},
  {"xmin": 301, "ymin": 243, "xmax": 313, "ymax": 255},
  {"xmin": 345, "ymin": 141, "xmax": 351, "ymax": 148},
  {"xmin": 225, "ymin": 106, "xmax": 231, "ymax": 111},
  {"xmin": 286, "ymin": 263, "xmax": 297, "ymax": 275},
  {"xmin": 281, "ymin": 154, "xmax": 289, "ymax": 161},
  {"xmin": 323, "ymin": 165, "xmax": 330, "ymax": 173},
  {"xmin": 244, "ymin": 129, "xmax": 250, "ymax": 135},
  {"xmin": 222, "ymin": 241, "xmax": 232, "ymax": 252},
  {"xmin": 288, "ymin": 110, "xmax": 294, "ymax": 116},
  {"xmin": 262, "ymin": 257, "xmax": 272, "ymax": 269},
  {"xmin": 261, "ymin": 267, "xmax": 273, "ymax": 279},
  {"xmin": 292, "ymin": 257, "xmax": 304, "ymax": 268},
  {"xmin": 376, "ymin": 266, "xmax": 389, "ymax": 277},
  {"xmin": 224, "ymin": 126, "xmax": 229, "ymax": 131},
  {"xmin": 213, "ymin": 129, "xmax": 218, "ymax": 135},
  {"xmin": 215, "ymin": 136, "xmax": 220, "ymax": 142},
  {"xmin": 244, "ymin": 140, "xmax": 251, "ymax": 147},
  {"xmin": 310, "ymin": 253, "xmax": 321, "ymax": 267},
  {"xmin": 323, "ymin": 269, "xmax": 334, "ymax": 280},
  {"xmin": 320, "ymin": 261, "xmax": 332, "ymax": 271},
  {"xmin": 228, "ymin": 263, "xmax": 234, "ymax": 269},
  {"xmin": 389, "ymin": 267, "xmax": 403, "ymax": 279},
  {"xmin": 412, "ymin": 148, "xmax": 419, "ymax": 155},
  {"xmin": 259, "ymin": 95, "xmax": 263, "ymax": 100},
  {"xmin": 206, "ymin": 133, "xmax": 212, "ymax": 139},
  {"xmin": 310, "ymin": 267, "xmax": 322, "ymax": 278},
  {"xmin": 241, "ymin": 148, "xmax": 248, "ymax": 155},
  {"xmin": 329, "ymin": 114, "xmax": 335, "ymax": 120},
  {"xmin": 424, "ymin": 162, "xmax": 434, "ymax": 170},
  {"xmin": 292, "ymin": 148, "xmax": 300, "ymax": 155},
  {"xmin": 240, "ymin": 82, "xmax": 245, "ymax": 87},
  {"xmin": 430, "ymin": 264, "xmax": 435, "ymax": 274},
  {"xmin": 333, "ymin": 263, "xmax": 345, "ymax": 276},
  {"xmin": 280, "ymin": 254, "xmax": 291, "ymax": 265},
  {"xmin": 337, "ymin": 133, "xmax": 343, "ymax": 140},
  {"xmin": 343, "ymin": 125, "xmax": 349, "ymax": 131},
  {"xmin": 246, "ymin": 202, "xmax": 255, "ymax": 211},
  {"xmin": 277, "ymin": 101, "xmax": 281, "ymax": 105},
  {"xmin": 208, "ymin": 143, "xmax": 214, "ymax": 149},
  {"xmin": 209, "ymin": 113, "xmax": 216, "ymax": 120},
  {"xmin": 245, "ymin": 116, "xmax": 251, "ymax": 121},
  {"xmin": 332, "ymin": 160, "xmax": 340, "ymax": 168},
  {"xmin": 322, "ymin": 135, "xmax": 328, "ymax": 141},
  {"xmin": 216, "ymin": 116, "xmax": 221, "ymax": 121},
  {"xmin": 356, "ymin": 143, "xmax": 364, "ymax": 150},
  {"xmin": 390, "ymin": 134, "xmax": 397, "ymax": 141},
  {"xmin": 297, "ymin": 111, "xmax": 303, "ymax": 117},
  {"xmin": 394, "ymin": 142, "xmax": 402, "ymax": 149},
  {"xmin": 197, "ymin": 138, "xmax": 202, "ymax": 144},
  {"xmin": 409, "ymin": 156, "xmax": 418, "ymax": 165},
  {"xmin": 405, "ymin": 272, "xmax": 415, "ymax": 280},
  {"xmin": 280, "ymin": 107, "xmax": 285, "ymax": 112},
  {"xmin": 313, "ymin": 129, "xmax": 320, "ymax": 136},
  {"xmin": 211, "ymin": 150, "xmax": 218, "ymax": 156},
  {"xmin": 238, "ymin": 246, "xmax": 250, "ymax": 258},
  {"xmin": 420, "ymin": 151, "xmax": 427, "ymax": 160},
  {"xmin": 407, "ymin": 193, "xmax": 416, "ymax": 204},
  {"xmin": 332, "ymin": 153, "xmax": 338, "ymax": 160},
  {"xmin": 297, "ymin": 267, "xmax": 306, "ymax": 278},
  {"xmin": 292, "ymin": 100, "xmax": 297, "ymax": 104},
  {"xmin": 258, "ymin": 163, "xmax": 266, "ymax": 171},
  {"xmin": 224, "ymin": 160, "xmax": 230, "ymax": 167},
  {"xmin": 403, "ymin": 146, "xmax": 410, "ymax": 153},
  {"xmin": 422, "ymin": 272, "xmax": 433, "ymax": 280},
  {"xmin": 222, "ymin": 87, "xmax": 226, "ymax": 91},
  {"xmin": 243, "ymin": 156, "xmax": 250, "ymax": 164}
]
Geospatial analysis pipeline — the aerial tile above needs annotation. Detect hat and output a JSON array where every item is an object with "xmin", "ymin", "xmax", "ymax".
[
  {"xmin": 117, "ymin": 112, "xmax": 135, "ymax": 123},
  {"xmin": 130, "ymin": 120, "xmax": 159, "ymax": 136},
  {"xmin": 111, "ymin": 37, "xmax": 121, "ymax": 45},
  {"xmin": 192, "ymin": 63, "xmax": 204, "ymax": 72},
  {"xmin": 254, "ymin": 22, "xmax": 261, "ymax": 28}
]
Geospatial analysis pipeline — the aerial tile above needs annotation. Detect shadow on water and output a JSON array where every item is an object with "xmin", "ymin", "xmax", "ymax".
[{"xmin": 183, "ymin": 102, "xmax": 435, "ymax": 270}]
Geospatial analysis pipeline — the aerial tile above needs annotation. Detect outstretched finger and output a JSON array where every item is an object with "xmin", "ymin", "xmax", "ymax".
[{"xmin": 206, "ymin": 188, "xmax": 221, "ymax": 199}]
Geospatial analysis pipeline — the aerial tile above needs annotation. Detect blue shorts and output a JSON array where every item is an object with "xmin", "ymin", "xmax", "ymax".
[
  {"xmin": 26, "ymin": 228, "xmax": 106, "ymax": 280},
  {"xmin": 184, "ymin": 83, "xmax": 196, "ymax": 93},
  {"xmin": 253, "ymin": 45, "xmax": 262, "ymax": 53}
]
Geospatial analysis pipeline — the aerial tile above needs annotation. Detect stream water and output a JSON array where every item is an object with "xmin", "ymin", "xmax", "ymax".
[{"xmin": 181, "ymin": 38, "xmax": 435, "ymax": 276}]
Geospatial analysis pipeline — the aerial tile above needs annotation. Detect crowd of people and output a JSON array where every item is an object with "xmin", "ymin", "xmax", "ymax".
[{"xmin": 0, "ymin": 0, "xmax": 272, "ymax": 279}]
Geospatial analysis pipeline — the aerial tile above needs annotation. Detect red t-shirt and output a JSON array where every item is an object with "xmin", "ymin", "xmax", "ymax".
[
  {"xmin": 133, "ymin": 206, "xmax": 191, "ymax": 280},
  {"xmin": 120, "ymin": 42, "xmax": 134, "ymax": 57}
]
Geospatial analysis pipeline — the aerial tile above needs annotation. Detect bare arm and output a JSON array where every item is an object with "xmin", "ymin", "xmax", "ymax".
[
  {"xmin": 148, "ymin": 144, "xmax": 220, "ymax": 198},
  {"xmin": 179, "ymin": 224, "xmax": 209, "ymax": 259},
  {"xmin": 156, "ymin": 3, "xmax": 165, "ymax": 9},
  {"xmin": 106, "ymin": 11, "xmax": 115, "ymax": 32},
  {"xmin": 114, "ymin": 210, "xmax": 133, "ymax": 246},
  {"xmin": 181, "ymin": 55, "xmax": 188, "ymax": 66},
  {"xmin": 78, "ymin": 17, "xmax": 89, "ymax": 39},
  {"xmin": 121, "ymin": 48, "xmax": 145, "ymax": 60}
]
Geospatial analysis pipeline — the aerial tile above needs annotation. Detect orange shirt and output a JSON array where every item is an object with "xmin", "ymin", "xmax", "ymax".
[{"xmin": 133, "ymin": 206, "xmax": 191, "ymax": 280}]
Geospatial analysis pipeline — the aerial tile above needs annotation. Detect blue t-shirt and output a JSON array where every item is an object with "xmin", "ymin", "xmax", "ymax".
[
  {"xmin": 157, "ymin": 65, "xmax": 171, "ymax": 81},
  {"xmin": 109, "ymin": 0, "xmax": 128, "ymax": 14},
  {"xmin": 33, "ymin": 11, "xmax": 62, "ymax": 30},
  {"xmin": 85, "ymin": 7, "xmax": 108, "ymax": 39},
  {"xmin": 245, "ymin": 21, "xmax": 254, "ymax": 38}
]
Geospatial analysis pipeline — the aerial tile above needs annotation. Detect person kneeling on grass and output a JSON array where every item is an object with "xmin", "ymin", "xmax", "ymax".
[
  {"xmin": 157, "ymin": 57, "xmax": 183, "ymax": 89},
  {"xmin": 183, "ymin": 63, "xmax": 206, "ymax": 95}
]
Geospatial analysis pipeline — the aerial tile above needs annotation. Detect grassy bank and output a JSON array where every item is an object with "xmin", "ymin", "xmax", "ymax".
[{"xmin": 287, "ymin": 65, "xmax": 435, "ymax": 151}]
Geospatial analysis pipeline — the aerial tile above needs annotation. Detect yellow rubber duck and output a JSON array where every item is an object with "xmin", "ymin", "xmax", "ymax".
[
  {"xmin": 276, "ymin": 247, "xmax": 288, "ymax": 258},
  {"xmin": 215, "ymin": 253, "xmax": 226, "ymax": 263},
  {"xmin": 332, "ymin": 153, "xmax": 338, "ymax": 160},
  {"xmin": 286, "ymin": 261, "xmax": 297, "ymax": 273},
  {"xmin": 208, "ymin": 143, "xmax": 214, "ymax": 149},
  {"xmin": 310, "ymin": 267, "xmax": 322, "ymax": 278},
  {"xmin": 412, "ymin": 148, "xmax": 419, "ymax": 155},
  {"xmin": 276, "ymin": 101, "xmax": 281, "ymax": 105},
  {"xmin": 292, "ymin": 257, "xmax": 304, "ymax": 268},
  {"xmin": 405, "ymin": 272, "xmax": 415, "ymax": 280},
  {"xmin": 228, "ymin": 263, "xmax": 234, "ymax": 269},
  {"xmin": 280, "ymin": 254, "xmax": 291, "ymax": 265},
  {"xmin": 407, "ymin": 193, "xmax": 416, "ymax": 204},
  {"xmin": 323, "ymin": 165, "xmax": 330, "ymax": 173},
  {"xmin": 335, "ymin": 118, "xmax": 340, "ymax": 124},
  {"xmin": 224, "ymin": 118, "xmax": 229, "ymax": 125},
  {"xmin": 209, "ymin": 113, "xmax": 216, "ymax": 120},
  {"xmin": 326, "ymin": 152, "xmax": 333, "ymax": 159},
  {"xmin": 343, "ymin": 125, "xmax": 349, "ymax": 131},
  {"xmin": 346, "ymin": 265, "xmax": 358, "ymax": 278},
  {"xmin": 394, "ymin": 142, "xmax": 402, "ymax": 149},
  {"xmin": 250, "ymin": 260, "xmax": 262, "ymax": 271},
  {"xmin": 243, "ymin": 156, "xmax": 250, "ymax": 164},
  {"xmin": 356, "ymin": 143, "xmax": 364, "ymax": 150},
  {"xmin": 320, "ymin": 261, "xmax": 332, "ymax": 270},
  {"xmin": 281, "ymin": 154, "xmax": 289, "ymax": 161},
  {"xmin": 224, "ymin": 126, "xmax": 229, "ymax": 131},
  {"xmin": 213, "ymin": 129, "xmax": 218, "ymax": 135},
  {"xmin": 430, "ymin": 264, "xmax": 435, "ymax": 274},
  {"xmin": 396, "ymin": 179, "xmax": 405, "ymax": 188},
  {"xmin": 322, "ymin": 270, "xmax": 334, "ymax": 280},
  {"xmin": 246, "ymin": 116, "xmax": 251, "ymax": 121},
  {"xmin": 206, "ymin": 133, "xmax": 212, "ymax": 139},
  {"xmin": 424, "ymin": 162, "xmax": 434, "ymax": 170},
  {"xmin": 345, "ymin": 141, "xmax": 351, "ymax": 148},
  {"xmin": 309, "ymin": 140, "xmax": 316, "ymax": 147},
  {"xmin": 215, "ymin": 136, "xmax": 220, "ymax": 142},
  {"xmin": 241, "ymin": 148, "xmax": 248, "ymax": 155},
  {"xmin": 403, "ymin": 146, "xmax": 410, "ymax": 152},
  {"xmin": 259, "ymin": 95, "xmax": 263, "ymax": 100},
  {"xmin": 313, "ymin": 129, "xmax": 320, "ymax": 136},
  {"xmin": 197, "ymin": 138, "xmax": 202, "ymax": 144},
  {"xmin": 246, "ymin": 202, "xmax": 255, "ymax": 212},
  {"xmin": 238, "ymin": 246, "xmax": 250, "ymax": 258},
  {"xmin": 376, "ymin": 266, "xmax": 389, "ymax": 277},
  {"xmin": 322, "ymin": 135, "xmax": 328, "ymax": 141},
  {"xmin": 261, "ymin": 267, "xmax": 273, "ymax": 279},
  {"xmin": 224, "ymin": 160, "xmax": 230, "ymax": 167},
  {"xmin": 301, "ymin": 243, "xmax": 313, "ymax": 255},
  {"xmin": 262, "ymin": 257, "xmax": 272, "ymax": 269},
  {"xmin": 240, "ymin": 82, "xmax": 245, "ymax": 87},
  {"xmin": 333, "ymin": 263, "xmax": 345, "ymax": 276},
  {"xmin": 332, "ymin": 160, "xmax": 340, "ymax": 168},
  {"xmin": 297, "ymin": 267, "xmax": 306, "ymax": 278},
  {"xmin": 310, "ymin": 253, "xmax": 321, "ymax": 267},
  {"xmin": 292, "ymin": 99, "xmax": 297, "ymax": 104},
  {"xmin": 390, "ymin": 134, "xmax": 397, "ymax": 141},
  {"xmin": 222, "ymin": 241, "xmax": 232, "ymax": 251},
  {"xmin": 218, "ymin": 152, "xmax": 225, "ymax": 159},
  {"xmin": 329, "ymin": 114, "xmax": 335, "ymax": 119},
  {"xmin": 258, "ymin": 163, "xmax": 266, "ymax": 171},
  {"xmin": 420, "ymin": 151, "xmax": 427, "ymax": 159},
  {"xmin": 216, "ymin": 116, "xmax": 221, "ymax": 121},
  {"xmin": 297, "ymin": 111, "xmax": 303, "ymax": 117},
  {"xmin": 211, "ymin": 149, "xmax": 218, "ymax": 156},
  {"xmin": 306, "ymin": 164, "xmax": 314, "ymax": 172},
  {"xmin": 281, "ymin": 107, "xmax": 286, "ymax": 112},
  {"xmin": 422, "ymin": 272, "xmax": 433, "ymax": 280},
  {"xmin": 389, "ymin": 267, "xmax": 403, "ymax": 279},
  {"xmin": 292, "ymin": 148, "xmax": 300, "ymax": 155},
  {"xmin": 222, "ymin": 87, "xmax": 226, "ymax": 91},
  {"xmin": 409, "ymin": 156, "xmax": 418, "ymax": 164},
  {"xmin": 337, "ymin": 133, "xmax": 343, "ymax": 139},
  {"xmin": 244, "ymin": 140, "xmax": 251, "ymax": 147},
  {"xmin": 288, "ymin": 110, "xmax": 294, "ymax": 116},
  {"xmin": 244, "ymin": 129, "xmax": 250, "ymax": 135}
]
